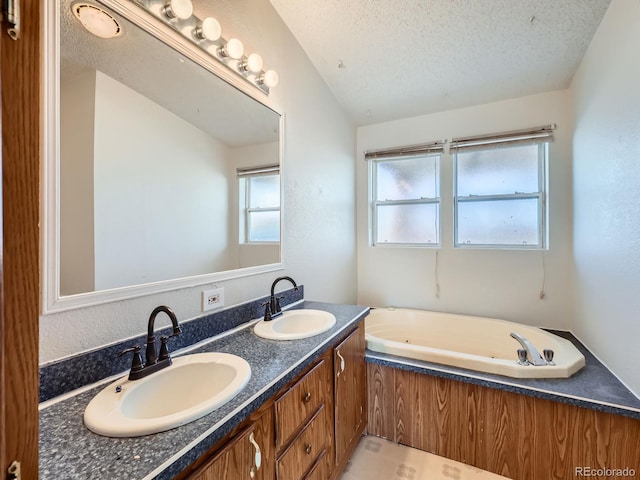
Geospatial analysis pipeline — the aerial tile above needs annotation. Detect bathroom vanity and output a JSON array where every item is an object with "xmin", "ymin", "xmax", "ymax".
[{"xmin": 39, "ymin": 302, "xmax": 368, "ymax": 480}]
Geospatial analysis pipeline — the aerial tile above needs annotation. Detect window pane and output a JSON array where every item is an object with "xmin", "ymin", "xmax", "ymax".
[
  {"xmin": 376, "ymin": 155, "xmax": 439, "ymax": 201},
  {"xmin": 376, "ymin": 204, "xmax": 439, "ymax": 244},
  {"xmin": 457, "ymin": 145, "xmax": 539, "ymax": 196},
  {"xmin": 248, "ymin": 211, "xmax": 280, "ymax": 242},
  {"xmin": 457, "ymin": 198, "xmax": 539, "ymax": 246},
  {"xmin": 249, "ymin": 175, "xmax": 280, "ymax": 208}
]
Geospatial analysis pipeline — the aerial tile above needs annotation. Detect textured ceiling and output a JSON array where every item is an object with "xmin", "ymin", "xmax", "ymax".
[{"xmin": 269, "ymin": 0, "xmax": 612, "ymax": 125}]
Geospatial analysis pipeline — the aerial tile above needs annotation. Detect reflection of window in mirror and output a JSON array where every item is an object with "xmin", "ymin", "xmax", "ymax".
[{"xmin": 238, "ymin": 165, "xmax": 281, "ymax": 243}]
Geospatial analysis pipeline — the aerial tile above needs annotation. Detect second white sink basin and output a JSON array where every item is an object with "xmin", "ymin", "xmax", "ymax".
[
  {"xmin": 84, "ymin": 352, "xmax": 251, "ymax": 437},
  {"xmin": 254, "ymin": 309, "xmax": 337, "ymax": 340}
]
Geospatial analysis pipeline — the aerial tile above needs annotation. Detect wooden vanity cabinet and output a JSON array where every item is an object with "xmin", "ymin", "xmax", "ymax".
[
  {"xmin": 333, "ymin": 322, "xmax": 366, "ymax": 470},
  {"xmin": 274, "ymin": 356, "xmax": 334, "ymax": 480},
  {"xmin": 183, "ymin": 319, "xmax": 367, "ymax": 480},
  {"xmin": 188, "ymin": 407, "xmax": 274, "ymax": 480}
]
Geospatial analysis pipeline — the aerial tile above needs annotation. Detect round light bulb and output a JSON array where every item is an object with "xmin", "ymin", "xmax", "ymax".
[
  {"xmin": 222, "ymin": 38, "xmax": 244, "ymax": 60},
  {"xmin": 164, "ymin": 0, "xmax": 193, "ymax": 20},
  {"xmin": 196, "ymin": 16, "xmax": 221, "ymax": 41},
  {"xmin": 262, "ymin": 70, "xmax": 279, "ymax": 88},
  {"xmin": 245, "ymin": 53, "xmax": 263, "ymax": 73}
]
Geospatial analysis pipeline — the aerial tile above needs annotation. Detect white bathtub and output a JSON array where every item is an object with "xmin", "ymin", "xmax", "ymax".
[{"xmin": 365, "ymin": 308, "xmax": 585, "ymax": 379}]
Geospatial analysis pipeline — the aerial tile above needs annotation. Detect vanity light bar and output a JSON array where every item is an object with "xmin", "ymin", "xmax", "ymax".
[{"xmin": 135, "ymin": 0, "xmax": 278, "ymax": 94}]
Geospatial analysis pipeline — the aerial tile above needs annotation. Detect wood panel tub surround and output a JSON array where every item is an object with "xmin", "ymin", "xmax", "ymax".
[{"xmin": 367, "ymin": 363, "xmax": 640, "ymax": 480}]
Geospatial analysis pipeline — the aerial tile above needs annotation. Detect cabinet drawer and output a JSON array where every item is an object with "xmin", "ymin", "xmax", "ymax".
[
  {"xmin": 302, "ymin": 449, "xmax": 330, "ymax": 480},
  {"xmin": 277, "ymin": 405, "xmax": 330, "ymax": 480},
  {"xmin": 275, "ymin": 359, "xmax": 329, "ymax": 449}
]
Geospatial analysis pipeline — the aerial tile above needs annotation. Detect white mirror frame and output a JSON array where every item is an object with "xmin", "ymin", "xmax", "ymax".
[{"xmin": 42, "ymin": 0, "xmax": 284, "ymax": 314}]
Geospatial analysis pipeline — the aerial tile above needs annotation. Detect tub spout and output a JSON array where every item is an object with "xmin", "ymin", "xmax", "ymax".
[{"xmin": 510, "ymin": 332, "xmax": 547, "ymax": 366}]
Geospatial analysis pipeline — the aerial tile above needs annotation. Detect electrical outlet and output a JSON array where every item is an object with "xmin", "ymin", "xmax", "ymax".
[{"xmin": 202, "ymin": 287, "xmax": 224, "ymax": 312}]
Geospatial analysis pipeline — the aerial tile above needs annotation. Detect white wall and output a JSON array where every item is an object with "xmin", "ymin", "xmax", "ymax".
[
  {"xmin": 93, "ymin": 71, "xmax": 235, "ymax": 290},
  {"xmin": 357, "ymin": 90, "xmax": 574, "ymax": 329},
  {"xmin": 40, "ymin": 0, "xmax": 357, "ymax": 363},
  {"xmin": 571, "ymin": 0, "xmax": 640, "ymax": 395}
]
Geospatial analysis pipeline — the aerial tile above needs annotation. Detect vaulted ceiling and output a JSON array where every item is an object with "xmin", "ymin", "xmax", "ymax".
[{"xmin": 269, "ymin": 0, "xmax": 612, "ymax": 125}]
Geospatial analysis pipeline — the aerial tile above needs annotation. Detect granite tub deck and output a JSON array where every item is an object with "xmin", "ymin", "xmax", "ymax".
[
  {"xmin": 39, "ymin": 301, "xmax": 369, "ymax": 480},
  {"xmin": 366, "ymin": 330, "xmax": 640, "ymax": 420}
]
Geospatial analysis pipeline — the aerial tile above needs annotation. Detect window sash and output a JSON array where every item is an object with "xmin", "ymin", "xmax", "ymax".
[
  {"xmin": 373, "ymin": 200, "xmax": 440, "ymax": 246},
  {"xmin": 241, "ymin": 171, "xmax": 280, "ymax": 244},
  {"xmin": 371, "ymin": 154, "xmax": 441, "ymax": 247},
  {"xmin": 454, "ymin": 144, "xmax": 546, "ymax": 248},
  {"xmin": 246, "ymin": 209, "xmax": 280, "ymax": 243}
]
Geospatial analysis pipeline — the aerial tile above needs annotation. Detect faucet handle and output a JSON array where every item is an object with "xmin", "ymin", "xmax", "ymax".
[
  {"xmin": 274, "ymin": 296, "xmax": 284, "ymax": 313},
  {"xmin": 543, "ymin": 349, "xmax": 555, "ymax": 365},
  {"xmin": 517, "ymin": 348, "xmax": 529, "ymax": 365},
  {"xmin": 261, "ymin": 301, "xmax": 272, "ymax": 322},
  {"xmin": 118, "ymin": 345, "xmax": 144, "ymax": 373},
  {"xmin": 158, "ymin": 336, "xmax": 171, "ymax": 362}
]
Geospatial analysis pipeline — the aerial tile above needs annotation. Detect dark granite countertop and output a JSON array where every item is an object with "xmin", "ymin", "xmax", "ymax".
[
  {"xmin": 366, "ymin": 330, "xmax": 640, "ymax": 420},
  {"xmin": 39, "ymin": 301, "xmax": 369, "ymax": 480}
]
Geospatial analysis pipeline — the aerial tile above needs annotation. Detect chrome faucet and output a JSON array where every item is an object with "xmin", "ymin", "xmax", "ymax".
[
  {"xmin": 510, "ymin": 332, "xmax": 547, "ymax": 366},
  {"xmin": 263, "ymin": 276, "xmax": 298, "ymax": 321},
  {"xmin": 118, "ymin": 305, "xmax": 182, "ymax": 380}
]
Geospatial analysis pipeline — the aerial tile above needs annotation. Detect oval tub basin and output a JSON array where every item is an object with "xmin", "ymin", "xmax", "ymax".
[{"xmin": 365, "ymin": 308, "xmax": 585, "ymax": 379}]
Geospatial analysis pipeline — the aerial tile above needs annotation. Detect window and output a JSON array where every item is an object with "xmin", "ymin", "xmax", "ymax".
[
  {"xmin": 238, "ymin": 165, "xmax": 280, "ymax": 243},
  {"xmin": 453, "ymin": 131, "xmax": 550, "ymax": 248},
  {"xmin": 368, "ymin": 145, "xmax": 442, "ymax": 246}
]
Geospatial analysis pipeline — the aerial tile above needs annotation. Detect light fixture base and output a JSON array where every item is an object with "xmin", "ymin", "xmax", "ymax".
[
  {"xmin": 72, "ymin": 3, "xmax": 122, "ymax": 39},
  {"xmin": 129, "ymin": 0, "xmax": 276, "ymax": 95}
]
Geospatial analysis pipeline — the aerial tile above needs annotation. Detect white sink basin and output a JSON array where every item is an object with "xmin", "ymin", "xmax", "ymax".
[
  {"xmin": 84, "ymin": 352, "xmax": 251, "ymax": 437},
  {"xmin": 253, "ymin": 309, "xmax": 337, "ymax": 340}
]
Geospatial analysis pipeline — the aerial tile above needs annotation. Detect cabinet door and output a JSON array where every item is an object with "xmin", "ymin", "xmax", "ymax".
[
  {"xmin": 190, "ymin": 409, "xmax": 274, "ymax": 480},
  {"xmin": 333, "ymin": 322, "xmax": 366, "ymax": 466}
]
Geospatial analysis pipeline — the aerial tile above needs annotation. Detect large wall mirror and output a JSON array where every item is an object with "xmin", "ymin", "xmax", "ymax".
[{"xmin": 44, "ymin": 0, "xmax": 283, "ymax": 313}]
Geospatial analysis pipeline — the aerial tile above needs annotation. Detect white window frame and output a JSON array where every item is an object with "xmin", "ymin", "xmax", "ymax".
[
  {"xmin": 453, "ymin": 142, "xmax": 548, "ymax": 249},
  {"xmin": 370, "ymin": 153, "xmax": 441, "ymax": 247},
  {"xmin": 238, "ymin": 166, "xmax": 280, "ymax": 244}
]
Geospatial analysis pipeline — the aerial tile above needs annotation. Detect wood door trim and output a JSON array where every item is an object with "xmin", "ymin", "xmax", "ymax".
[
  {"xmin": 1, "ymin": 0, "xmax": 42, "ymax": 476},
  {"xmin": 0, "ymin": 11, "xmax": 4, "ymax": 473}
]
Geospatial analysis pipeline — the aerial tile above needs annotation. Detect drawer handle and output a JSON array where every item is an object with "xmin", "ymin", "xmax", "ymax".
[
  {"xmin": 336, "ymin": 349, "xmax": 345, "ymax": 377},
  {"xmin": 303, "ymin": 391, "xmax": 312, "ymax": 403},
  {"xmin": 249, "ymin": 431, "xmax": 262, "ymax": 476},
  {"xmin": 305, "ymin": 443, "xmax": 312, "ymax": 455}
]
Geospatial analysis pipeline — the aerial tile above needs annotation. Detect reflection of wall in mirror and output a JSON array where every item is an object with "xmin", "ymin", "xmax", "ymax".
[
  {"xmin": 60, "ymin": 68, "xmax": 96, "ymax": 294},
  {"xmin": 60, "ymin": 70, "xmax": 235, "ymax": 294}
]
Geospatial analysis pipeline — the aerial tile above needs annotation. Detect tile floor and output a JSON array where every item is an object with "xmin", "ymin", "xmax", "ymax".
[{"xmin": 340, "ymin": 435, "xmax": 511, "ymax": 480}]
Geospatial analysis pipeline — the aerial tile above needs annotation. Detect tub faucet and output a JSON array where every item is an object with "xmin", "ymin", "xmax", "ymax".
[
  {"xmin": 118, "ymin": 305, "xmax": 182, "ymax": 380},
  {"xmin": 510, "ymin": 332, "xmax": 547, "ymax": 366},
  {"xmin": 265, "ymin": 276, "xmax": 298, "ymax": 321}
]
